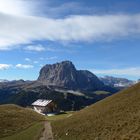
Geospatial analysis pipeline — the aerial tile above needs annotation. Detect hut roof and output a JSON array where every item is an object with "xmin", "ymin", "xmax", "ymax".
[{"xmin": 32, "ymin": 99, "xmax": 52, "ymax": 107}]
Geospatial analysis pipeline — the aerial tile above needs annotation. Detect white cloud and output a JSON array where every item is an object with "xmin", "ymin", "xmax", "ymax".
[
  {"xmin": 25, "ymin": 58, "xmax": 31, "ymax": 62},
  {"xmin": 15, "ymin": 64, "xmax": 34, "ymax": 69},
  {"xmin": 91, "ymin": 67, "xmax": 140, "ymax": 76},
  {"xmin": 0, "ymin": 64, "xmax": 12, "ymax": 70},
  {"xmin": 0, "ymin": 13, "xmax": 140, "ymax": 50},
  {"xmin": 25, "ymin": 45, "xmax": 46, "ymax": 52},
  {"xmin": 0, "ymin": 0, "xmax": 31, "ymax": 16},
  {"xmin": 33, "ymin": 61, "xmax": 39, "ymax": 64}
]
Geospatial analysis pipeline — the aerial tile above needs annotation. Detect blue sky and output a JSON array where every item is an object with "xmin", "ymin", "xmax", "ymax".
[{"xmin": 0, "ymin": 0, "xmax": 140, "ymax": 80}]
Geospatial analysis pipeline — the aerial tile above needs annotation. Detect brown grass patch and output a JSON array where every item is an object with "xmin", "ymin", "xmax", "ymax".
[{"xmin": 0, "ymin": 104, "xmax": 45, "ymax": 138}]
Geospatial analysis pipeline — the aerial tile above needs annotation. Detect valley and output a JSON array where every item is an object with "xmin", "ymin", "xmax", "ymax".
[
  {"xmin": 0, "ymin": 61, "xmax": 139, "ymax": 140},
  {"xmin": 0, "ymin": 61, "xmax": 118, "ymax": 111}
]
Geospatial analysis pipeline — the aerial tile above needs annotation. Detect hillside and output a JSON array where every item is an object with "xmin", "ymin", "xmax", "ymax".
[
  {"xmin": 0, "ymin": 105, "xmax": 45, "ymax": 139},
  {"xmin": 0, "ymin": 85, "xmax": 115, "ymax": 111},
  {"xmin": 52, "ymin": 82, "xmax": 140, "ymax": 140}
]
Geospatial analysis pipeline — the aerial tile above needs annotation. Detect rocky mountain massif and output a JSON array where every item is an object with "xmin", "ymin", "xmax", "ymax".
[
  {"xmin": 0, "ymin": 61, "xmax": 118, "ymax": 111},
  {"xmin": 38, "ymin": 61, "xmax": 104, "ymax": 91}
]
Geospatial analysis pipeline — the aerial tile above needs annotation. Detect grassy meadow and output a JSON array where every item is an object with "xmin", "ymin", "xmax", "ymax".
[
  {"xmin": 0, "ymin": 122, "xmax": 44, "ymax": 140},
  {"xmin": 52, "ymin": 83, "xmax": 140, "ymax": 140},
  {"xmin": 0, "ymin": 105, "xmax": 45, "ymax": 140}
]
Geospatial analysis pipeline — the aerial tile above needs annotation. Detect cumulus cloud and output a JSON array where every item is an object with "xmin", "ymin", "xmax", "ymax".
[
  {"xmin": 15, "ymin": 64, "xmax": 34, "ymax": 69},
  {"xmin": 0, "ymin": 64, "xmax": 12, "ymax": 70},
  {"xmin": 25, "ymin": 45, "xmax": 46, "ymax": 52},
  {"xmin": 0, "ymin": 13, "xmax": 140, "ymax": 50},
  {"xmin": 91, "ymin": 67, "xmax": 140, "ymax": 76},
  {"xmin": 0, "ymin": 63, "xmax": 34, "ymax": 70}
]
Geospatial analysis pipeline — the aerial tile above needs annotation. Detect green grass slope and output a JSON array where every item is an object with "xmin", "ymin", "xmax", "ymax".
[
  {"xmin": 0, "ymin": 123, "xmax": 43, "ymax": 140},
  {"xmin": 52, "ymin": 83, "xmax": 140, "ymax": 140},
  {"xmin": 0, "ymin": 104, "xmax": 45, "ymax": 139}
]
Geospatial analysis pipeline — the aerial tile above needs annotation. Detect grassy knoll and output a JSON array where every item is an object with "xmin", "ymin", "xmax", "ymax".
[
  {"xmin": 52, "ymin": 83, "xmax": 140, "ymax": 140},
  {"xmin": 0, "ymin": 122, "xmax": 44, "ymax": 140},
  {"xmin": 0, "ymin": 104, "xmax": 45, "ymax": 139}
]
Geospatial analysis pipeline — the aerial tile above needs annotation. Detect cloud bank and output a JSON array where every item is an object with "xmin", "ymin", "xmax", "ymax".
[{"xmin": 0, "ymin": 13, "xmax": 140, "ymax": 50}]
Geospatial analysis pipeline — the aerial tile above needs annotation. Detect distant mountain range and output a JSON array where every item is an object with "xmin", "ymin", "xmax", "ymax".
[
  {"xmin": 0, "ymin": 79, "xmax": 9, "ymax": 83},
  {"xmin": 100, "ymin": 76, "xmax": 136, "ymax": 88}
]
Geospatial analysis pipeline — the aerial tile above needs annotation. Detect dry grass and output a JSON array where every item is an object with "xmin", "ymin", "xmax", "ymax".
[
  {"xmin": 0, "ymin": 122, "xmax": 44, "ymax": 140},
  {"xmin": 0, "ymin": 104, "xmax": 45, "ymax": 138},
  {"xmin": 52, "ymin": 83, "xmax": 140, "ymax": 140}
]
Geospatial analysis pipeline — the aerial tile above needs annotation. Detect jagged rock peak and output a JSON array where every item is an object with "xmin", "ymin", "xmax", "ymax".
[{"xmin": 37, "ymin": 60, "xmax": 104, "ymax": 90}]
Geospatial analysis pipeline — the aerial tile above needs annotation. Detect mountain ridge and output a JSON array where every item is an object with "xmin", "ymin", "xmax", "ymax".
[{"xmin": 37, "ymin": 60, "xmax": 104, "ymax": 91}]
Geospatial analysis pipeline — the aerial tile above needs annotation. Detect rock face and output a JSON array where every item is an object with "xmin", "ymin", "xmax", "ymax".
[
  {"xmin": 100, "ymin": 76, "xmax": 135, "ymax": 87},
  {"xmin": 37, "ymin": 61, "xmax": 104, "ymax": 90}
]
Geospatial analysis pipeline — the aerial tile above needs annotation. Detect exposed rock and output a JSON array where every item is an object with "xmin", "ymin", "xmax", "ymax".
[{"xmin": 37, "ymin": 61, "xmax": 104, "ymax": 90}]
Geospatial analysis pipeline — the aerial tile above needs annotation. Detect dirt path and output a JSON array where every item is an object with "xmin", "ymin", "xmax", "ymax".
[{"xmin": 40, "ymin": 121, "xmax": 54, "ymax": 140}]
